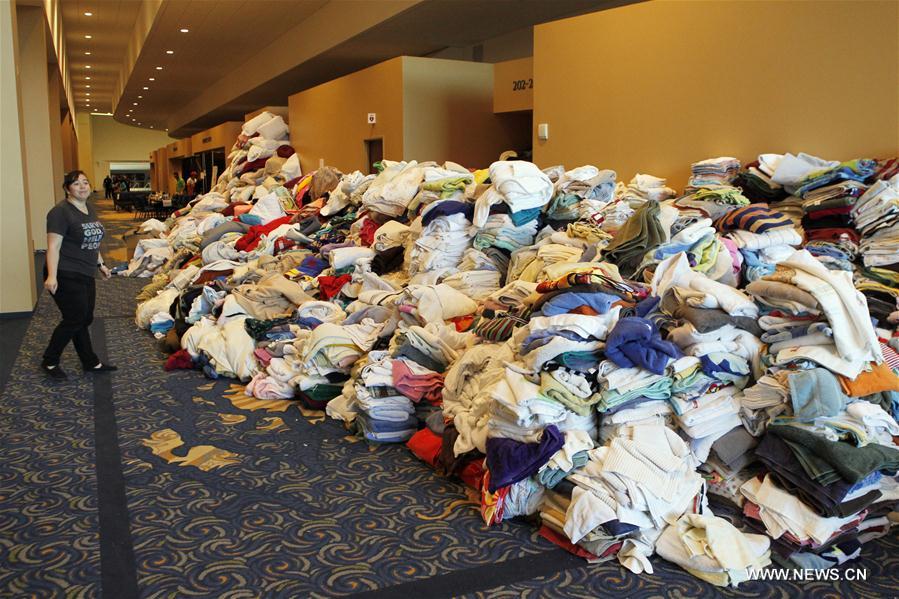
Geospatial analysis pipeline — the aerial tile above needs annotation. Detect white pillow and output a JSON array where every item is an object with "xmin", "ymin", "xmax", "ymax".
[
  {"xmin": 242, "ymin": 111, "xmax": 275, "ymax": 136},
  {"xmin": 255, "ymin": 115, "xmax": 288, "ymax": 141}
]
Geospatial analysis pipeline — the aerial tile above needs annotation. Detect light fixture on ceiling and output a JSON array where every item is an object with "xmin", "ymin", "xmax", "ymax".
[
  {"xmin": 84, "ymin": 34, "xmax": 92, "ymax": 39},
  {"xmin": 85, "ymin": 85, "xmax": 91, "ymax": 88},
  {"xmin": 179, "ymin": 28, "xmax": 189, "ymax": 33},
  {"xmin": 85, "ymin": 65, "xmax": 91, "ymax": 69},
  {"xmin": 148, "ymin": 77, "xmax": 155, "ymax": 81},
  {"xmin": 142, "ymin": 86, "xmax": 149, "ymax": 90},
  {"xmin": 138, "ymin": 95, "xmax": 143, "ymax": 99},
  {"xmin": 155, "ymin": 66, "xmax": 163, "ymax": 70},
  {"xmin": 85, "ymin": 93, "xmax": 90, "ymax": 96},
  {"xmin": 133, "ymin": 102, "xmax": 138, "ymax": 105},
  {"xmin": 85, "ymin": 76, "xmax": 91, "ymax": 80},
  {"xmin": 166, "ymin": 50, "xmax": 174, "ymax": 55},
  {"xmin": 84, "ymin": 11, "xmax": 93, "ymax": 16},
  {"xmin": 84, "ymin": 51, "xmax": 91, "ymax": 55}
]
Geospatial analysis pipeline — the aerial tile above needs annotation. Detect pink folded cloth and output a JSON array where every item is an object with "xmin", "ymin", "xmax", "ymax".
[
  {"xmin": 254, "ymin": 347, "xmax": 273, "ymax": 367},
  {"xmin": 391, "ymin": 360, "xmax": 444, "ymax": 404}
]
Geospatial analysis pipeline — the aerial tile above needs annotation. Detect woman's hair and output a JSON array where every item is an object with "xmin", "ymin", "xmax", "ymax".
[{"xmin": 62, "ymin": 170, "xmax": 89, "ymax": 194}]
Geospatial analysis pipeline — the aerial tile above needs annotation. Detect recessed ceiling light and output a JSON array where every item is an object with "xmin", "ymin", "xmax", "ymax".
[
  {"xmin": 84, "ymin": 51, "xmax": 91, "ymax": 55},
  {"xmin": 85, "ymin": 93, "xmax": 90, "ymax": 96},
  {"xmin": 85, "ymin": 76, "xmax": 91, "ymax": 80},
  {"xmin": 166, "ymin": 50, "xmax": 174, "ymax": 55},
  {"xmin": 85, "ymin": 65, "xmax": 91, "ymax": 69},
  {"xmin": 85, "ymin": 85, "xmax": 90, "ymax": 88},
  {"xmin": 142, "ymin": 86, "xmax": 149, "ymax": 90},
  {"xmin": 155, "ymin": 66, "xmax": 163, "ymax": 70},
  {"xmin": 179, "ymin": 28, "xmax": 189, "ymax": 33},
  {"xmin": 84, "ymin": 11, "xmax": 93, "ymax": 16},
  {"xmin": 133, "ymin": 102, "xmax": 138, "ymax": 105},
  {"xmin": 148, "ymin": 77, "xmax": 155, "ymax": 81},
  {"xmin": 138, "ymin": 95, "xmax": 142, "ymax": 98},
  {"xmin": 84, "ymin": 35, "xmax": 92, "ymax": 39}
]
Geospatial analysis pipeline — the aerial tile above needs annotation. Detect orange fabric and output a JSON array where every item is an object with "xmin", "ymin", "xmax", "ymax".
[
  {"xmin": 569, "ymin": 305, "xmax": 600, "ymax": 316},
  {"xmin": 451, "ymin": 314, "xmax": 476, "ymax": 332},
  {"xmin": 839, "ymin": 361, "xmax": 899, "ymax": 397}
]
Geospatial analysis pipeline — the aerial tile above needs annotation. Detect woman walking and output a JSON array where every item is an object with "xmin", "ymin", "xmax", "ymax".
[{"xmin": 41, "ymin": 170, "xmax": 117, "ymax": 379}]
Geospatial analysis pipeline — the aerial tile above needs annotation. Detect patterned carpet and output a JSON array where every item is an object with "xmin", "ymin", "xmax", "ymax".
[{"xmin": 1, "ymin": 203, "xmax": 898, "ymax": 597}]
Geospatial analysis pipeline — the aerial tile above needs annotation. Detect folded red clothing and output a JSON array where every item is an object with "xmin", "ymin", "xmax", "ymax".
[
  {"xmin": 406, "ymin": 428, "xmax": 441, "ymax": 468},
  {"xmin": 234, "ymin": 214, "xmax": 293, "ymax": 252},
  {"xmin": 805, "ymin": 227, "xmax": 860, "ymax": 244},
  {"xmin": 318, "ymin": 274, "xmax": 352, "ymax": 300}
]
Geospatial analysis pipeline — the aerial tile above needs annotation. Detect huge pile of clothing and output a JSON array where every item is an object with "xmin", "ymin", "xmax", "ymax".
[{"xmin": 130, "ymin": 114, "xmax": 899, "ymax": 588}]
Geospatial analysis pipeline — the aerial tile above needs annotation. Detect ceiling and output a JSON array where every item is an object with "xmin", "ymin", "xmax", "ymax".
[
  {"xmin": 60, "ymin": 0, "xmax": 143, "ymax": 116},
  {"xmin": 57, "ymin": 0, "xmax": 625, "ymax": 137},
  {"xmin": 115, "ymin": 0, "xmax": 328, "ymax": 130}
]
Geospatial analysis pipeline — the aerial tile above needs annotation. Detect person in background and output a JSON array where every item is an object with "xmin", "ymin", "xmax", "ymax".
[
  {"xmin": 174, "ymin": 172, "xmax": 185, "ymax": 196},
  {"xmin": 41, "ymin": 170, "xmax": 117, "ymax": 379},
  {"xmin": 103, "ymin": 175, "xmax": 113, "ymax": 199},
  {"xmin": 186, "ymin": 171, "xmax": 197, "ymax": 197}
]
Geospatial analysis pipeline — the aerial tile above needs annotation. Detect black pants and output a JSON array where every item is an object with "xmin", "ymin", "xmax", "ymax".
[
  {"xmin": 105, "ymin": 188, "xmax": 112, "ymax": 199},
  {"xmin": 42, "ymin": 270, "xmax": 100, "ymax": 368}
]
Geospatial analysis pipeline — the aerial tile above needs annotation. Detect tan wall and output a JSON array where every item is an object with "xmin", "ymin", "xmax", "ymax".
[
  {"xmin": 157, "ymin": 147, "xmax": 168, "ymax": 192},
  {"xmin": 288, "ymin": 57, "xmax": 405, "ymax": 174},
  {"xmin": 403, "ymin": 56, "xmax": 531, "ymax": 168},
  {"xmin": 47, "ymin": 70, "xmax": 65, "ymax": 188},
  {"xmin": 88, "ymin": 114, "xmax": 171, "ymax": 183},
  {"xmin": 190, "ymin": 121, "xmax": 242, "ymax": 154},
  {"xmin": 76, "ymin": 111, "xmax": 94, "ymax": 183},
  {"xmin": 17, "ymin": 6, "xmax": 56, "ymax": 251},
  {"xmin": 493, "ymin": 57, "xmax": 533, "ymax": 113},
  {"xmin": 1, "ymin": 0, "xmax": 36, "ymax": 313},
  {"xmin": 61, "ymin": 112, "xmax": 78, "ymax": 171},
  {"xmin": 533, "ymin": 0, "xmax": 899, "ymax": 189},
  {"xmin": 166, "ymin": 138, "xmax": 192, "ymax": 158}
]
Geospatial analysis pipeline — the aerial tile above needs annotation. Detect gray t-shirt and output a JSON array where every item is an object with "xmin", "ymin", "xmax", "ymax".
[{"xmin": 46, "ymin": 201, "xmax": 104, "ymax": 277}]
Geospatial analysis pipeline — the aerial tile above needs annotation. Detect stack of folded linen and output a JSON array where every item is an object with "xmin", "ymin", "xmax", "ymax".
[
  {"xmin": 853, "ymin": 175, "xmax": 899, "ymax": 269},
  {"xmin": 711, "ymin": 203, "xmax": 801, "ymax": 282},
  {"xmin": 361, "ymin": 160, "xmax": 427, "ymax": 218},
  {"xmin": 735, "ymin": 160, "xmax": 787, "ymax": 203},
  {"xmin": 354, "ymin": 352, "xmax": 418, "ymax": 443},
  {"xmin": 688, "ymin": 157, "xmax": 741, "ymax": 188},
  {"xmin": 618, "ymin": 173, "xmax": 677, "ymax": 206}
]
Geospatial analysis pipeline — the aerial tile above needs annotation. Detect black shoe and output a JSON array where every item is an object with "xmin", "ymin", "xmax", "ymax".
[
  {"xmin": 86, "ymin": 362, "xmax": 118, "ymax": 373},
  {"xmin": 42, "ymin": 364, "xmax": 68, "ymax": 380}
]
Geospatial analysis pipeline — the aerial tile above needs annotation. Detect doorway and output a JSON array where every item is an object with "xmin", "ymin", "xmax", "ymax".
[{"xmin": 364, "ymin": 138, "xmax": 383, "ymax": 175}]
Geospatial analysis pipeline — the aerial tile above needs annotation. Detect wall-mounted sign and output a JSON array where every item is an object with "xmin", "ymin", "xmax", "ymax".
[{"xmin": 494, "ymin": 57, "xmax": 534, "ymax": 113}]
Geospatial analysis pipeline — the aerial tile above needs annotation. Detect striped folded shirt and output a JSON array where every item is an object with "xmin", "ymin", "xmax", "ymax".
[{"xmin": 714, "ymin": 204, "xmax": 793, "ymax": 234}]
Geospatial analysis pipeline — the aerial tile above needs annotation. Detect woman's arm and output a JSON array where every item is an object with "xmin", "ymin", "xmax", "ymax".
[{"xmin": 45, "ymin": 232, "xmax": 63, "ymax": 294}]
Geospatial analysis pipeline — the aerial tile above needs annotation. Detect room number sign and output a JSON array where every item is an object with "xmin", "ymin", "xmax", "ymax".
[{"xmin": 512, "ymin": 78, "xmax": 534, "ymax": 91}]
